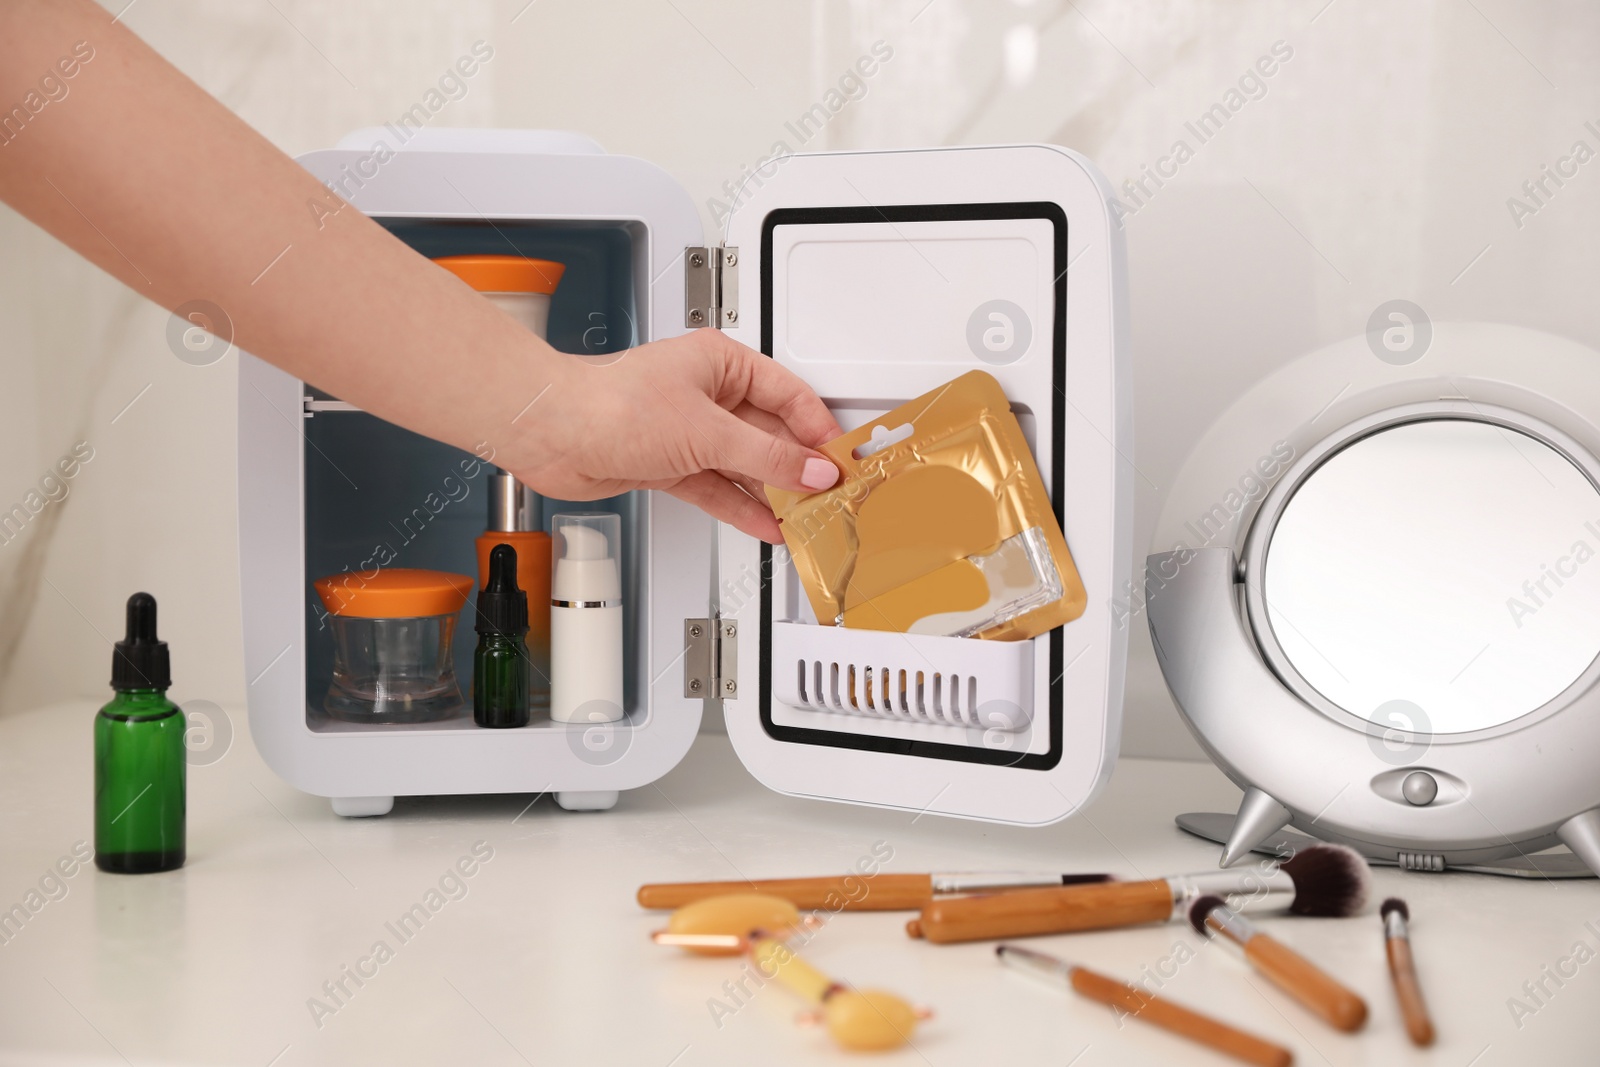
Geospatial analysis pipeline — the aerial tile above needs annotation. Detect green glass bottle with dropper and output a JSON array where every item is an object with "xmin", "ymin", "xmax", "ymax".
[
  {"xmin": 474, "ymin": 544, "xmax": 531, "ymax": 728},
  {"xmin": 95, "ymin": 592, "xmax": 186, "ymax": 873}
]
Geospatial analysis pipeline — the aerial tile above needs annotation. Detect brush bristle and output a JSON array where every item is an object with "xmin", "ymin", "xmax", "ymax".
[
  {"xmin": 1380, "ymin": 897, "xmax": 1408, "ymax": 921},
  {"xmin": 1281, "ymin": 843, "xmax": 1371, "ymax": 917},
  {"xmin": 1187, "ymin": 894, "xmax": 1227, "ymax": 936}
]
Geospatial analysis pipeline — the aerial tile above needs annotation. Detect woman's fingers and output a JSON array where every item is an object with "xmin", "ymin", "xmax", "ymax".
[
  {"xmin": 701, "ymin": 407, "xmax": 840, "ymax": 494},
  {"xmin": 729, "ymin": 399, "xmax": 798, "ymax": 442},
  {"xmin": 712, "ymin": 332, "xmax": 843, "ymax": 448},
  {"xmin": 720, "ymin": 404, "xmax": 798, "ymax": 501},
  {"xmin": 668, "ymin": 471, "xmax": 783, "ymax": 543},
  {"xmin": 718, "ymin": 467, "xmax": 771, "ymax": 510}
]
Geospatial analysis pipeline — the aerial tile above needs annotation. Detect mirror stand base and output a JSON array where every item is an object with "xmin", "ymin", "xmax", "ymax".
[
  {"xmin": 1177, "ymin": 812, "xmax": 1597, "ymax": 879},
  {"xmin": 1220, "ymin": 787, "xmax": 1292, "ymax": 868},
  {"xmin": 1556, "ymin": 810, "xmax": 1600, "ymax": 878}
]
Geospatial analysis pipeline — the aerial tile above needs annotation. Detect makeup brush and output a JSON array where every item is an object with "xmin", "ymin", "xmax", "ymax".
[
  {"xmin": 997, "ymin": 944, "xmax": 1293, "ymax": 1067},
  {"xmin": 1189, "ymin": 895, "xmax": 1367, "ymax": 1032},
  {"xmin": 637, "ymin": 871, "xmax": 1111, "ymax": 911},
  {"xmin": 1381, "ymin": 898, "xmax": 1435, "ymax": 1047},
  {"xmin": 916, "ymin": 843, "xmax": 1369, "ymax": 944}
]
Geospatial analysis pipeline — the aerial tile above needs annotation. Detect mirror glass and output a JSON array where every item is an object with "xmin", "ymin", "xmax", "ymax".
[{"xmin": 1264, "ymin": 419, "xmax": 1600, "ymax": 734}]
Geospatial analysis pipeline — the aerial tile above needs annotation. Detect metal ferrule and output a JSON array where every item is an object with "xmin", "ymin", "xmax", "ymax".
[
  {"xmin": 551, "ymin": 598, "xmax": 623, "ymax": 609},
  {"xmin": 1202, "ymin": 902, "xmax": 1259, "ymax": 951},
  {"xmin": 996, "ymin": 943, "xmax": 1074, "ymax": 987},
  {"xmin": 1384, "ymin": 908, "xmax": 1409, "ymax": 941},
  {"xmin": 930, "ymin": 872, "xmax": 1064, "ymax": 894},
  {"xmin": 487, "ymin": 469, "xmax": 540, "ymax": 533},
  {"xmin": 1166, "ymin": 867, "xmax": 1294, "ymax": 920}
]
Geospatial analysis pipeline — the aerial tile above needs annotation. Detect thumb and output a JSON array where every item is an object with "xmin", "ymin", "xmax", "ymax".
[{"xmin": 707, "ymin": 408, "xmax": 840, "ymax": 493}]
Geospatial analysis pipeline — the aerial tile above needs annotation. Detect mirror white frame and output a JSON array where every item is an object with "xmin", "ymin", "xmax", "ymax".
[{"xmin": 1148, "ymin": 400, "xmax": 1600, "ymax": 877}]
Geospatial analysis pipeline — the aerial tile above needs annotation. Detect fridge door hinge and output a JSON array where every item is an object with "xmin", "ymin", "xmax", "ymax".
[
  {"xmin": 684, "ymin": 617, "xmax": 738, "ymax": 698},
  {"xmin": 684, "ymin": 246, "xmax": 739, "ymax": 329}
]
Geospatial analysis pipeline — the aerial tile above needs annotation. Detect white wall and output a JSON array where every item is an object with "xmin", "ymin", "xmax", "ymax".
[{"xmin": 3, "ymin": 0, "xmax": 1599, "ymax": 761}]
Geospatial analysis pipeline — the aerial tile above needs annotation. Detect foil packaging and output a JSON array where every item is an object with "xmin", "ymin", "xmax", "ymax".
[{"xmin": 766, "ymin": 370, "xmax": 1086, "ymax": 642}]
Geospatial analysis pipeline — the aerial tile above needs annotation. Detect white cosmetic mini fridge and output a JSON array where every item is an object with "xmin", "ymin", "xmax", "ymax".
[{"xmin": 238, "ymin": 128, "xmax": 1130, "ymax": 823}]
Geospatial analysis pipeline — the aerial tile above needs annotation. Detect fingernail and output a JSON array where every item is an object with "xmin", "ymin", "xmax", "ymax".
[{"xmin": 801, "ymin": 457, "xmax": 839, "ymax": 491}]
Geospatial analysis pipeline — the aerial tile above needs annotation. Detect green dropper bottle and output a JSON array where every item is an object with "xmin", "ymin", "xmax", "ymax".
[
  {"xmin": 474, "ymin": 544, "xmax": 531, "ymax": 728},
  {"xmin": 95, "ymin": 592, "xmax": 186, "ymax": 873}
]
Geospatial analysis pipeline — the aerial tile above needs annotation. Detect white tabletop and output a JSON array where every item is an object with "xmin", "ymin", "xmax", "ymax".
[{"xmin": 0, "ymin": 700, "xmax": 1593, "ymax": 1066}]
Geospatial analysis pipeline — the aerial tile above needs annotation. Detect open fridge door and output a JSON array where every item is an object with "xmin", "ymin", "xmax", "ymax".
[{"xmin": 714, "ymin": 144, "xmax": 1131, "ymax": 825}]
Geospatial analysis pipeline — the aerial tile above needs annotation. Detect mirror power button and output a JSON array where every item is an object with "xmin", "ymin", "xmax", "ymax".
[{"xmin": 1401, "ymin": 771, "xmax": 1440, "ymax": 806}]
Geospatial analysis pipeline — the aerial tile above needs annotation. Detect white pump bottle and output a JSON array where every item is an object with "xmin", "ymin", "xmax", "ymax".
[{"xmin": 550, "ymin": 513, "xmax": 624, "ymax": 724}]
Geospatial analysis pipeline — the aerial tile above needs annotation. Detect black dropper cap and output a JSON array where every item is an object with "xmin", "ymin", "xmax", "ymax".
[
  {"xmin": 111, "ymin": 592, "xmax": 171, "ymax": 690},
  {"xmin": 476, "ymin": 544, "xmax": 528, "ymax": 636}
]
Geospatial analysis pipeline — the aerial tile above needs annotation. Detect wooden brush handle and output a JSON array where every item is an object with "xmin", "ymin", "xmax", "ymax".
[
  {"xmin": 637, "ymin": 874, "xmax": 933, "ymax": 911},
  {"xmin": 1245, "ymin": 935, "xmax": 1368, "ymax": 1032},
  {"xmin": 1386, "ymin": 939, "xmax": 1436, "ymax": 1046},
  {"xmin": 1070, "ymin": 967, "xmax": 1293, "ymax": 1067},
  {"xmin": 919, "ymin": 881, "xmax": 1173, "ymax": 943}
]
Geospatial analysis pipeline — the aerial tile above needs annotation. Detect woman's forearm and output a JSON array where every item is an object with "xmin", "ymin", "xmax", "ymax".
[
  {"xmin": 0, "ymin": 1, "xmax": 842, "ymax": 540},
  {"xmin": 0, "ymin": 0, "xmax": 565, "ymax": 460}
]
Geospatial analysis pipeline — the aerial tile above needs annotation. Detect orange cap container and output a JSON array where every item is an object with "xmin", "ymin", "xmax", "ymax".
[
  {"xmin": 314, "ymin": 569, "xmax": 473, "ymax": 619},
  {"xmin": 433, "ymin": 254, "xmax": 565, "ymax": 295}
]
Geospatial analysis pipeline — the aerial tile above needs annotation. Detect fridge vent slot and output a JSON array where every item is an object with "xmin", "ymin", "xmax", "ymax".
[
  {"xmin": 794, "ymin": 662, "xmax": 985, "ymax": 723},
  {"xmin": 771, "ymin": 621, "xmax": 1033, "ymax": 733}
]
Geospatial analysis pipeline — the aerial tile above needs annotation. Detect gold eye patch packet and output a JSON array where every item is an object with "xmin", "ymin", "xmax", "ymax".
[{"xmin": 766, "ymin": 370, "xmax": 1086, "ymax": 642}]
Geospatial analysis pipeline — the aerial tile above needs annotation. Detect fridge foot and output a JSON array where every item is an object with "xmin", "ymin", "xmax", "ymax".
[
  {"xmin": 555, "ymin": 790, "xmax": 618, "ymax": 812},
  {"xmin": 331, "ymin": 795, "xmax": 395, "ymax": 818}
]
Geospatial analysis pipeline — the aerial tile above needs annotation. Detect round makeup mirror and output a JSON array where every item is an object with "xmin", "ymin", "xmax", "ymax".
[
  {"xmin": 1256, "ymin": 418, "xmax": 1600, "ymax": 735},
  {"xmin": 1149, "ymin": 384, "xmax": 1600, "ymax": 878}
]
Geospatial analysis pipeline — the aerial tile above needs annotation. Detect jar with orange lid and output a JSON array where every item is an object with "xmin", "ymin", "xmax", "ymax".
[
  {"xmin": 314, "ymin": 569, "xmax": 474, "ymax": 724},
  {"xmin": 433, "ymin": 253, "xmax": 565, "ymax": 337}
]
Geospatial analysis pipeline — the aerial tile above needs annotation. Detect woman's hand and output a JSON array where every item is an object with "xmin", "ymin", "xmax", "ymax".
[{"xmin": 504, "ymin": 329, "xmax": 843, "ymax": 544}]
